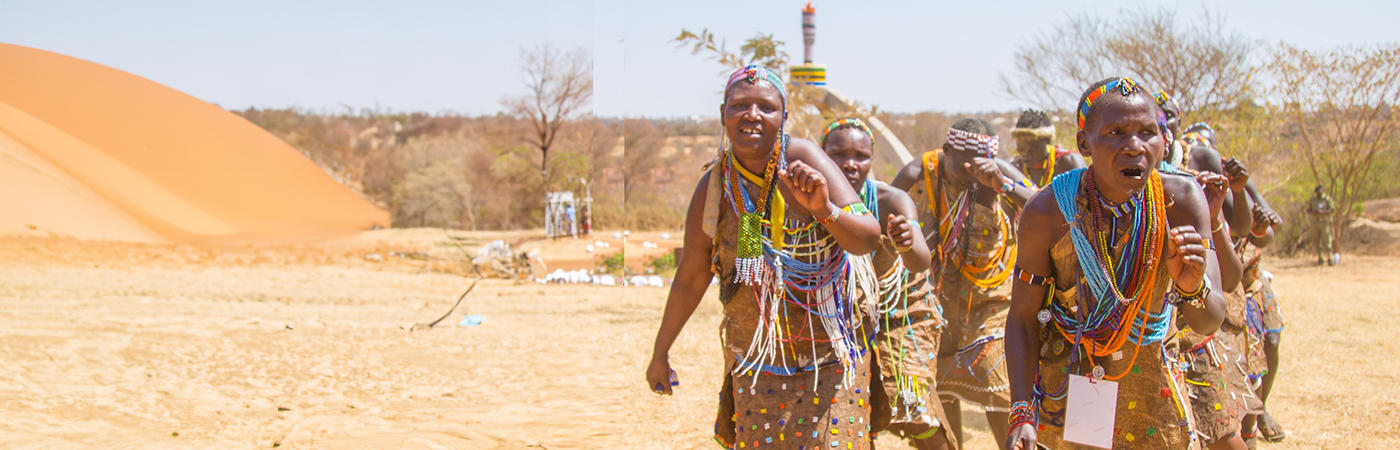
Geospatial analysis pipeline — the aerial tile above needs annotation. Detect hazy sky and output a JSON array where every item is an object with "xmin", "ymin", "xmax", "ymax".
[{"xmin": 2, "ymin": 0, "xmax": 1395, "ymax": 117}]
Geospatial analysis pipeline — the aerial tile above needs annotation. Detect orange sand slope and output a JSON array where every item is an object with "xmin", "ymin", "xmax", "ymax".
[{"xmin": 0, "ymin": 43, "xmax": 388, "ymax": 243}]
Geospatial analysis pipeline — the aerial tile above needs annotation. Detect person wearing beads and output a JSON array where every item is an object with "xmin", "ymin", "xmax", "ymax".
[
  {"xmin": 821, "ymin": 118, "xmax": 958, "ymax": 450},
  {"xmin": 1176, "ymin": 167, "xmax": 1258, "ymax": 450},
  {"xmin": 647, "ymin": 65, "xmax": 885, "ymax": 450},
  {"xmin": 1009, "ymin": 109, "xmax": 1087, "ymax": 188},
  {"xmin": 1167, "ymin": 122, "xmax": 1290, "ymax": 447},
  {"xmin": 1231, "ymin": 164, "xmax": 1288, "ymax": 447},
  {"xmin": 890, "ymin": 118, "xmax": 1036, "ymax": 449},
  {"xmin": 1005, "ymin": 77, "xmax": 1227, "ymax": 450}
]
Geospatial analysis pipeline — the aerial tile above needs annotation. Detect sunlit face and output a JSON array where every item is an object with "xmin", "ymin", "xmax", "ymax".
[
  {"xmin": 1076, "ymin": 93, "xmax": 1166, "ymax": 197},
  {"xmin": 720, "ymin": 81, "xmax": 784, "ymax": 155},
  {"xmin": 822, "ymin": 127, "xmax": 873, "ymax": 191}
]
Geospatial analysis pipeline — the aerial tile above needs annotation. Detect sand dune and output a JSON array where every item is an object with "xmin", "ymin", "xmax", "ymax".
[{"xmin": 0, "ymin": 44, "xmax": 388, "ymax": 244}]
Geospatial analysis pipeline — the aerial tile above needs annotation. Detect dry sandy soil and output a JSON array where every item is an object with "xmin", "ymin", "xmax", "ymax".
[{"xmin": 0, "ymin": 229, "xmax": 1395, "ymax": 449}]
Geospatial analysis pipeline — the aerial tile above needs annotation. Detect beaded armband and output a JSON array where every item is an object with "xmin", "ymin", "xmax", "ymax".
[
  {"xmin": 1168, "ymin": 276, "xmax": 1212, "ymax": 308},
  {"xmin": 1202, "ymin": 238, "xmax": 1215, "ymax": 251},
  {"xmin": 996, "ymin": 176, "xmax": 1015, "ymax": 196},
  {"xmin": 1008, "ymin": 401, "xmax": 1037, "ymax": 435},
  {"xmin": 842, "ymin": 203, "xmax": 871, "ymax": 216},
  {"xmin": 1014, "ymin": 266, "xmax": 1053, "ymax": 286},
  {"xmin": 818, "ymin": 207, "xmax": 840, "ymax": 225}
]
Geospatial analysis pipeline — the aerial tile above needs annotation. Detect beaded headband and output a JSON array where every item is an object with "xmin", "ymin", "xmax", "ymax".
[
  {"xmin": 821, "ymin": 118, "xmax": 874, "ymax": 147},
  {"xmin": 1077, "ymin": 77, "xmax": 1145, "ymax": 130},
  {"xmin": 1154, "ymin": 90, "xmax": 1181, "ymax": 113},
  {"xmin": 945, "ymin": 127, "xmax": 998, "ymax": 158},
  {"xmin": 726, "ymin": 65, "xmax": 787, "ymax": 101}
]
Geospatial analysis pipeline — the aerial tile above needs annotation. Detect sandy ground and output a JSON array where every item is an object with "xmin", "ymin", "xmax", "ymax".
[{"xmin": 0, "ymin": 230, "xmax": 1396, "ymax": 449}]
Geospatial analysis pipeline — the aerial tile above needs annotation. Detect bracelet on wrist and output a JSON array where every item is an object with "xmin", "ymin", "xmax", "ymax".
[
  {"xmin": 1008, "ymin": 401, "xmax": 1038, "ymax": 436},
  {"xmin": 818, "ymin": 204, "xmax": 840, "ymax": 225},
  {"xmin": 1168, "ymin": 276, "xmax": 1211, "ymax": 308}
]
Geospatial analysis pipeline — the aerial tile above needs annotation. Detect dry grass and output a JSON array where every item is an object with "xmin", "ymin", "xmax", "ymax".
[{"xmin": 0, "ymin": 233, "xmax": 1394, "ymax": 449}]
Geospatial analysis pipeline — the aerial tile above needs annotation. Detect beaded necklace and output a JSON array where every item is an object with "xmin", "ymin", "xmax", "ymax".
[
  {"xmin": 723, "ymin": 141, "xmax": 876, "ymax": 386},
  {"xmin": 920, "ymin": 151, "xmax": 1015, "ymax": 295},
  {"xmin": 721, "ymin": 135, "xmax": 786, "ymax": 285},
  {"xmin": 1047, "ymin": 167, "xmax": 1168, "ymax": 380}
]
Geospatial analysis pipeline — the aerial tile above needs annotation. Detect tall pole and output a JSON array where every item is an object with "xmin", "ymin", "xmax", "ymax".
[{"xmin": 802, "ymin": 2, "xmax": 815, "ymax": 64}]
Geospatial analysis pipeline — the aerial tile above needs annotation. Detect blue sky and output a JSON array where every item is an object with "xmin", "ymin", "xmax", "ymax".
[{"xmin": 2, "ymin": 0, "xmax": 1395, "ymax": 117}]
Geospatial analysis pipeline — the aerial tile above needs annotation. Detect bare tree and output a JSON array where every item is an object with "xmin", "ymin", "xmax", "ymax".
[
  {"xmin": 1000, "ymin": 6, "xmax": 1253, "ymax": 118},
  {"xmin": 1268, "ymin": 43, "xmax": 1400, "ymax": 244},
  {"xmin": 502, "ymin": 44, "xmax": 593, "ymax": 192}
]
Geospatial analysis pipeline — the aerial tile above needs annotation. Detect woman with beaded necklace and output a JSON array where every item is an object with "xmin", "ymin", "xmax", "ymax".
[
  {"xmin": 1005, "ymin": 77, "xmax": 1226, "ymax": 449},
  {"xmin": 647, "ymin": 65, "xmax": 884, "ymax": 450},
  {"xmin": 821, "ymin": 118, "xmax": 957, "ymax": 450},
  {"xmin": 890, "ymin": 117, "xmax": 1035, "ymax": 450}
]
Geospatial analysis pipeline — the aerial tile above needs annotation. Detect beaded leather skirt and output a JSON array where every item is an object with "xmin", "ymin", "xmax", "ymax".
[
  {"xmin": 934, "ymin": 291, "xmax": 1012, "ymax": 412},
  {"xmin": 715, "ymin": 356, "xmax": 874, "ymax": 450},
  {"xmin": 1182, "ymin": 287, "xmax": 1267, "ymax": 444}
]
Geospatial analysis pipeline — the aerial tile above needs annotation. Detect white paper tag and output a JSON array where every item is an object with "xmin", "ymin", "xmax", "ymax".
[{"xmin": 1064, "ymin": 374, "xmax": 1118, "ymax": 449}]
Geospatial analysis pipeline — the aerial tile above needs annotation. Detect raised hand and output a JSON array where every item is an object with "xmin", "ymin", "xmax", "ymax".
[
  {"xmin": 1251, "ymin": 206, "xmax": 1269, "ymax": 232},
  {"xmin": 778, "ymin": 160, "xmax": 833, "ymax": 217},
  {"xmin": 1165, "ymin": 225, "xmax": 1209, "ymax": 293},
  {"xmin": 1195, "ymin": 172, "xmax": 1229, "ymax": 217},
  {"xmin": 1223, "ymin": 157, "xmax": 1250, "ymax": 192},
  {"xmin": 963, "ymin": 156, "xmax": 1005, "ymax": 190},
  {"xmin": 887, "ymin": 214, "xmax": 917, "ymax": 251}
]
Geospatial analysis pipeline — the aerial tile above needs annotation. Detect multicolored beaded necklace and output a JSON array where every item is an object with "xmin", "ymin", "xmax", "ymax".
[
  {"xmin": 1047, "ymin": 166, "xmax": 1169, "ymax": 380},
  {"xmin": 919, "ymin": 151, "xmax": 1015, "ymax": 298},
  {"xmin": 721, "ymin": 135, "xmax": 786, "ymax": 285},
  {"xmin": 720, "ymin": 138, "xmax": 876, "ymax": 385}
]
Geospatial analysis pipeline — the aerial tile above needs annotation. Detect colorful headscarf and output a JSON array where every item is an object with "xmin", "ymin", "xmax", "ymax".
[
  {"xmin": 821, "ymin": 118, "xmax": 874, "ymax": 147},
  {"xmin": 1077, "ymin": 77, "xmax": 1145, "ymax": 130},
  {"xmin": 726, "ymin": 65, "xmax": 787, "ymax": 103},
  {"xmin": 946, "ymin": 128, "xmax": 998, "ymax": 158}
]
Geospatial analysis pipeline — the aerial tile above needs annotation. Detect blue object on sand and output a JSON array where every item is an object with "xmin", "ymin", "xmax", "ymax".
[{"xmin": 458, "ymin": 314, "xmax": 485, "ymax": 327}]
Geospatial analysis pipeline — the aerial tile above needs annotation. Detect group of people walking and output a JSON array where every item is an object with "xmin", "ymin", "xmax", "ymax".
[{"xmin": 648, "ymin": 65, "xmax": 1290, "ymax": 449}]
